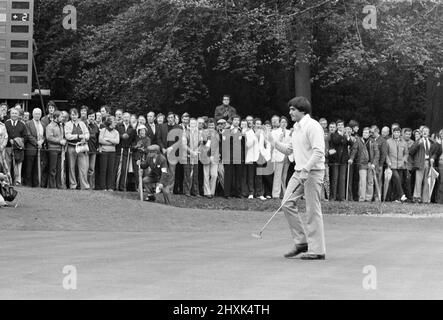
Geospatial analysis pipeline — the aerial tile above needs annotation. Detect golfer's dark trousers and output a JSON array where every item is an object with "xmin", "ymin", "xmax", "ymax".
[
  {"xmin": 330, "ymin": 163, "xmax": 347, "ymax": 201},
  {"xmin": 47, "ymin": 150, "xmax": 62, "ymax": 189},
  {"xmin": 184, "ymin": 163, "xmax": 199, "ymax": 196},
  {"xmin": 99, "ymin": 151, "xmax": 116, "ymax": 190}
]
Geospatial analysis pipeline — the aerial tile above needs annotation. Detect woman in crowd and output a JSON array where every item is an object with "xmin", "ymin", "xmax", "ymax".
[
  {"xmin": 65, "ymin": 108, "xmax": 90, "ymax": 190},
  {"xmin": 98, "ymin": 116, "xmax": 120, "ymax": 191}
]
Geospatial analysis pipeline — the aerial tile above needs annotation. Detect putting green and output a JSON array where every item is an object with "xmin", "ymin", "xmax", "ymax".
[{"xmin": 0, "ymin": 188, "xmax": 442, "ymax": 299}]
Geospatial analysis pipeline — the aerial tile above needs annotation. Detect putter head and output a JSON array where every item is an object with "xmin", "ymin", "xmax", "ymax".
[{"xmin": 251, "ymin": 232, "xmax": 262, "ymax": 239}]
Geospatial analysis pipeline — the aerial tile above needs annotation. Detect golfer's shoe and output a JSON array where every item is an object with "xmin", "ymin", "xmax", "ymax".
[
  {"xmin": 284, "ymin": 243, "xmax": 308, "ymax": 259},
  {"xmin": 299, "ymin": 253, "xmax": 326, "ymax": 260}
]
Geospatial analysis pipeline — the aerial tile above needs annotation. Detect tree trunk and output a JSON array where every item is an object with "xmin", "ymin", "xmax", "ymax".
[
  {"xmin": 426, "ymin": 74, "xmax": 443, "ymax": 134},
  {"xmin": 293, "ymin": 14, "xmax": 312, "ymax": 102}
]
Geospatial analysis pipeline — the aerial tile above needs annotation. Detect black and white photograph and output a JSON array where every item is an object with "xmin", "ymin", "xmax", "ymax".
[{"xmin": 0, "ymin": 0, "xmax": 442, "ymax": 306}]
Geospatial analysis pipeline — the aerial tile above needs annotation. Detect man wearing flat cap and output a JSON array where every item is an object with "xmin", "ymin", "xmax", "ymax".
[{"xmin": 137, "ymin": 144, "xmax": 171, "ymax": 205}]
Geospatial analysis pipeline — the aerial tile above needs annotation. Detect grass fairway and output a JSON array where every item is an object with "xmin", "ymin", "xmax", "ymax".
[{"xmin": 0, "ymin": 187, "xmax": 443, "ymax": 299}]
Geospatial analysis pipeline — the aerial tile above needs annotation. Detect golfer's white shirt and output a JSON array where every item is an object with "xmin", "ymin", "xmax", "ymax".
[{"xmin": 290, "ymin": 114, "xmax": 325, "ymax": 172}]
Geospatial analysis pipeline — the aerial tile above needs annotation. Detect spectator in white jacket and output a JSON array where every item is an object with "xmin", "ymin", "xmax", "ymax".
[
  {"xmin": 271, "ymin": 115, "xmax": 285, "ymax": 198},
  {"xmin": 243, "ymin": 116, "xmax": 259, "ymax": 199}
]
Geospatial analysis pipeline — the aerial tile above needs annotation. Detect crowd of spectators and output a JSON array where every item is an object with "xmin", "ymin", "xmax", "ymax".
[{"xmin": 0, "ymin": 95, "xmax": 442, "ymax": 205}]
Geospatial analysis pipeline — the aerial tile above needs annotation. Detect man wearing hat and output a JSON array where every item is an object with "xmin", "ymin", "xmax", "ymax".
[{"xmin": 137, "ymin": 144, "xmax": 171, "ymax": 205}]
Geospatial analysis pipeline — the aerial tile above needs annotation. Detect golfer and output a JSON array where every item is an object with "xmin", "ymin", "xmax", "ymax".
[{"xmin": 268, "ymin": 97, "xmax": 326, "ymax": 260}]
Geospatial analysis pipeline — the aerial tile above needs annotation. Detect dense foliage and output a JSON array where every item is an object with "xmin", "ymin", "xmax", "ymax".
[{"xmin": 34, "ymin": 0, "xmax": 442, "ymax": 128}]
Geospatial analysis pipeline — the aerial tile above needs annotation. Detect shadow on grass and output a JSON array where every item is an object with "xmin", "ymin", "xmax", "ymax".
[{"xmin": 114, "ymin": 191, "xmax": 443, "ymax": 215}]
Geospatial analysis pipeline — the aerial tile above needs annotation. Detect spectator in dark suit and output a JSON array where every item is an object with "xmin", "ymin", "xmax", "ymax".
[
  {"xmin": 86, "ymin": 109, "xmax": 100, "ymax": 189},
  {"xmin": 115, "ymin": 112, "xmax": 136, "ymax": 191},
  {"xmin": 5, "ymin": 108, "xmax": 28, "ymax": 185},
  {"xmin": 370, "ymin": 125, "xmax": 388, "ymax": 201},
  {"xmin": 25, "ymin": 108, "xmax": 46, "ymax": 187},
  {"xmin": 158, "ymin": 112, "xmax": 181, "ymax": 191},
  {"xmin": 146, "ymin": 111, "xmax": 158, "ymax": 145},
  {"xmin": 329, "ymin": 119, "xmax": 353, "ymax": 201},
  {"xmin": 214, "ymin": 95, "xmax": 237, "ymax": 123}
]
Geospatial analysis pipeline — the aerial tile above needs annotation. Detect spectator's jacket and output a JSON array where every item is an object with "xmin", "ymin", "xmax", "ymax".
[
  {"xmin": 374, "ymin": 135, "xmax": 388, "ymax": 168},
  {"xmin": 244, "ymin": 128, "xmax": 259, "ymax": 164},
  {"xmin": 258, "ymin": 130, "xmax": 271, "ymax": 163},
  {"xmin": 25, "ymin": 119, "xmax": 46, "ymax": 156},
  {"xmin": 5, "ymin": 118, "xmax": 28, "ymax": 148},
  {"xmin": 405, "ymin": 139, "xmax": 414, "ymax": 170},
  {"xmin": 65, "ymin": 120, "xmax": 90, "ymax": 145},
  {"xmin": 329, "ymin": 132, "xmax": 352, "ymax": 164},
  {"xmin": 157, "ymin": 123, "xmax": 181, "ymax": 151},
  {"xmin": 140, "ymin": 153, "xmax": 169, "ymax": 186},
  {"xmin": 430, "ymin": 142, "xmax": 443, "ymax": 167},
  {"xmin": 99, "ymin": 128, "xmax": 120, "ymax": 153},
  {"xmin": 116, "ymin": 122, "xmax": 136, "ymax": 152},
  {"xmin": 41, "ymin": 114, "xmax": 51, "ymax": 129},
  {"xmin": 87, "ymin": 121, "xmax": 100, "ymax": 153},
  {"xmin": 409, "ymin": 138, "xmax": 434, "ymax": 170},
  {"xmin": 350, "ymin": 137, "xmax": 380, "ymax": 170},
  {"xmin": 145, "ymin": 122, "xmax": 159, "ymax": 145},
  {"xmin": 0, "ymin": 122, "xmax": 8, "ymax": 151},
  {"xmin": 46, "ymin": 121, "xmax": 64, "ymax": 151},
  {"xmin": 220, "ymin": 127, "xmax": 244, "ymax": 165},
  {"xmin": 271, "ymin": 128, "xmax": 285, "ymax": 162},
  {"xmin": 132, "ymin": 136, "xmax": 151, "ymax": 161},
  {"xmin": 386, "ymin": 138, "xmax": 408, "ymax": 169},
  {"xmin": 214, "ymin": 105, "xmax": 237, "ymax": 122},
  {"xmin": 182, "ymin": 127, "xmax": 203, "ymax": 164},
  {"xmin": 202, "ymin": 129, "xmax": 220, "ymax": 164}
]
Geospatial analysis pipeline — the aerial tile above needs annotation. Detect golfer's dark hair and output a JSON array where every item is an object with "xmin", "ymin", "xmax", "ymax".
[{"xmin": 288, "ymin": 96, "xmax": 311, "ymax": 115}]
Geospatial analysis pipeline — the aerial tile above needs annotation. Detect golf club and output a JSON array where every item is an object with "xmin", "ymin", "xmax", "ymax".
[{"xmin": 251, "ymin": 182, "xmax": 304, "ymax": 239}]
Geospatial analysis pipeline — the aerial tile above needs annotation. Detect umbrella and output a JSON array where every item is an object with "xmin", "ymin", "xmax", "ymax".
[
  {"xmin": 428, "ymin": 166, "xmax": 439, "ymax": 200},
  {"xmin": 383, "ymin": 168, "xmax": 392, "ymax": 202},
  {"xmin": 372, "ymin": 167, "xmax": 381, "ymax": 201}
]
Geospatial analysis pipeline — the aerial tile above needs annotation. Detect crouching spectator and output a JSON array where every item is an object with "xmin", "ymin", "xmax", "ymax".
[{"xmin": 138, "ymin": 144, "xmax": 170, "ymax": 205}]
